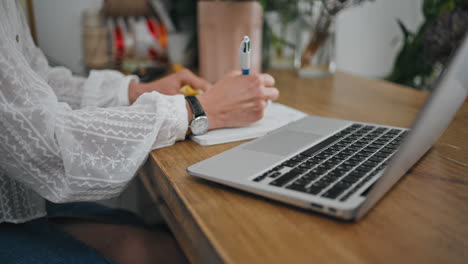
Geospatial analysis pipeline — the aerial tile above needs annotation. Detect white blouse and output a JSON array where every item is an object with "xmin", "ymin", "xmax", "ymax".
[{"xmin": 0, "ymin": 0, "xmax": 188, "ymax": 223}]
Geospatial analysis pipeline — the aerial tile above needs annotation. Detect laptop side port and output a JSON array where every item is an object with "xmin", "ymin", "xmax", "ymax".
[{"xmin": 310, "ymin": 203, "xmax": 323, "ymax": 210}]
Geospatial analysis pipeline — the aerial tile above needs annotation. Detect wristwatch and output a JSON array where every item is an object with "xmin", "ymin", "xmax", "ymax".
[{"xmin": 185, "ymin": 96, "xmax": 210, "ymax": 135}]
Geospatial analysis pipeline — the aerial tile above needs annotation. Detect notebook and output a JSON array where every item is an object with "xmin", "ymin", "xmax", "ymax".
[{"xmin": 191, "ymin": 103, "xmax": 307, "ymax": 146}]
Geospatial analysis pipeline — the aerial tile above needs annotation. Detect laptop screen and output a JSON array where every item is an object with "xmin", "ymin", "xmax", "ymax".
[{"xmin": 357, "ymin": 34, "xmax": 468, "ymax": 219}]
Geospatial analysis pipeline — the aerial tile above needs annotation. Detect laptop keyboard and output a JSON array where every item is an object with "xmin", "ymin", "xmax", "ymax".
[{"xmin": 252, "ymin": 124, "xmax": 407, "ymax": 201}]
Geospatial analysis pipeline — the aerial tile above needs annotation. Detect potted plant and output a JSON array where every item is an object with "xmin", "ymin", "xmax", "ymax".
[{"xmin": 386, "ymin": 0, "xmax": 468, "ymax": 90}]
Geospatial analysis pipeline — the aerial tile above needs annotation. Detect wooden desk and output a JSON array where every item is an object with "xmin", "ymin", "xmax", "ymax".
[{"xmin": 139, "ymin": 70, "xmax": 468, "ymax": 264}]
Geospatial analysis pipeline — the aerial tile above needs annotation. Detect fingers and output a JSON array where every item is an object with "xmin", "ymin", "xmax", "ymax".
[
  {"xmin": 259, "ymin": 73, "xmax": 275, "ymax": 87},
  {"xmin": 177, "ymin": 69, "xmax": 212, "ymax": 92},
  {"xmin": 246, "ymin": 74, "xmax": 278, "ymax": 101},
  {"xmin": 262, "ymin": 87, "xmax": 280, "ymax": 101},
  {"xmin": 225, "ymin": 71, "xmax": 274, "ymax": 87},
  {"xmin": 225, "ymin": 70, "xmax": 242, "ymax": 77}
]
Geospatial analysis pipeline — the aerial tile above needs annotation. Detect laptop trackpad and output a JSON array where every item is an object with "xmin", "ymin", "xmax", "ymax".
[{"xmin": 244, "ymin": 130, "xmax": 323, "ymax": 156}]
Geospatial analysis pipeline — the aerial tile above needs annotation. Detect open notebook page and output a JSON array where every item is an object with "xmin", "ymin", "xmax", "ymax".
[{"xmin": 191, "ymin": 103, "xmax": 307, "ymax": 146}]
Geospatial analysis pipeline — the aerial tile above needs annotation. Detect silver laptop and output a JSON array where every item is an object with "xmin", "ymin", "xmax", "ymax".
[{"xmin": 187, "ymin": 35, "xmax": 468, "ymax": 221}]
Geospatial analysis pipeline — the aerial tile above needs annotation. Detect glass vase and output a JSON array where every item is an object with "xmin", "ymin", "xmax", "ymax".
[{"xmin": 294, "ymin": 1, "xmax": 336, "ymax": 77}]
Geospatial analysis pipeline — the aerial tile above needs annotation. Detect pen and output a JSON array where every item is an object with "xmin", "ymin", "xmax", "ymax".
[{"xmin": 239, "ymin": 36, "xmax": 251, "ymax": 75}]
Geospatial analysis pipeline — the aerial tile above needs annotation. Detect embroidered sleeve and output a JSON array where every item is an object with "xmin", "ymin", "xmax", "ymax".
[
  {"xmin": 26, "ymin": 45, "xmax": 137, "ymax": 110},
  {"xmin": 16, "ymin": 4, "xmax": 136, "ymax": 110},
  {"xmin": 0, "ymin": 13, "xmax": 188, "ymax": 203}
]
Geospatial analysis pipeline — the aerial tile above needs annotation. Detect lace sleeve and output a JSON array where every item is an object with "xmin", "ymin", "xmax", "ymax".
[
  {"xmin": 26, "ymin": 45, "xmax": 137, "ymax": 110},
  {"xmin": 16, "ymin": 2, "xmax": 134, "ymax": 110},
  {"xmin": 0, "ymin": 25, "xmax": 188, "ymax": 203}
]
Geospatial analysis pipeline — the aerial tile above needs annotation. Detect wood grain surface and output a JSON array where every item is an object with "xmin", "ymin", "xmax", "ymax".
[{"xmin": 140, "ymin": 70, "xmax": 468, "ymax": 264}]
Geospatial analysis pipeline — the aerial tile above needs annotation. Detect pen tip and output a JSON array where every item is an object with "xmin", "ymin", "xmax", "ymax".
[{"xmin": 240, "ymin": 36, "xmax": 251, "ymax": 52}]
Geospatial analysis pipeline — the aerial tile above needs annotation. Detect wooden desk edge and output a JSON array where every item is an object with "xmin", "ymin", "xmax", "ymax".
[
  {"xmin": 139, "ymin": 71, "xmax": 468, "ymax": 264},
  {"xmin": 139, "ymin": 157, "xmax": 224, "ymax": 264}
]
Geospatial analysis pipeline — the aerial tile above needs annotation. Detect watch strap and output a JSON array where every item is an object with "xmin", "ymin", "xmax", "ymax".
[{"xmin": 185, "ymin": 96, "xmax": 205, "ymax": 118}]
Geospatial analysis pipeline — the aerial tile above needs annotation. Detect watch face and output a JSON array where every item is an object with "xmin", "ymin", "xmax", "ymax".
[{"xmin": 191, "ymin": 116, "xmax": 209, "ymax": 135}]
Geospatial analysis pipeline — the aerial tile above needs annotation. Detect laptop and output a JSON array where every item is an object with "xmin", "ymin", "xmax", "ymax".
[{"xmin": 187, "ymin": 35, "xmax": 468, "ymax": 221}]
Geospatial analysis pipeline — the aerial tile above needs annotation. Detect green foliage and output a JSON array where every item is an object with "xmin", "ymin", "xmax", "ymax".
[
  {"xmin": 262, "ymin": 0, "xmax": 372, "ymax": 59},
  {"xmin": 262, "ymin": 0, "xmax": 303, "ymax": 58},
  {"xmin": 387, "ymin": 0, "xmax": 467, "ymax": 90},
  {"xmin": 386, "ymin": 21, "xmax": 432, "ymax": 88},
  {"xmin": 423, "ymin": 0, "xmax": 456, "ymax": 19}
]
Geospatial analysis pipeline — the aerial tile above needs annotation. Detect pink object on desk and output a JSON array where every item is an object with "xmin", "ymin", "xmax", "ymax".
[{"xmin": 198, "ymin": 1, "xmax": 263, "ymax": 83}]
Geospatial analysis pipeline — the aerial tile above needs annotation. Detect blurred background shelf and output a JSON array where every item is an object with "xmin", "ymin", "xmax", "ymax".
[{"xmin": 31, "ymin": 0, "xmax": 423, "ymax": 79}]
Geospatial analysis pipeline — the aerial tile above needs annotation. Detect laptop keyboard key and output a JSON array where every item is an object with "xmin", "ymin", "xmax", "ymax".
[
  {"xmin": 290, "ymin": 178, "xmax": 308, "ymax": 187},
  {"xmin": 342, "ymin": 175, "xmax": 360, "ymax": 184},
  {"xmin": 348, "ymin": 170, "xmax": 366, "ymax": 178},
  {"xmin": 268, "ymin": 172, "xmax": 282, "ymax": 178},
  {"xmin": 269, "ymin": 171, "xmax": 299, "ymax": 187},
  {"xmin": 306, "ymin": 187, "xmax": 323, "ymax": 195},
  {"xmin": 282, "ymin": 160, "xmax": 299, "ymax": 167},
  {"xmin": 253, "ymin": 173, "xmax": 269, "ymax": 182},
  {"xmin": 291, "ymin": 154, "xmax": 308, "ymax": 162},
  {"xmin": 328, "ymin": 169, "xmax": 346, "ymax": 177},
  {"xmin": 298, "ymin": 163, "xmax": 311, "ymax": 169},
  {"xmin": 311, "ymin": 181, "xmax": 329, "ymax": 189},
  {"xmin": 286, "ymin": 183, "xmax": 307, "ymax": 192},
  {"xmin": 374, "ymin": 152, "xmax": 390, "ymax": 159},
  {"xmin": 335, "ymin": 164, "xmax": 354, "ymax": 172},
  {"xmin": 307, "ymin": 156, "xmax": 323, "ymax": 163},
  {"xmin": 322, "ymin": 186, "xmax": 347, "ymax": 199},
  {"xmin": 290, "ymin": 168, "xmax": 307, "ymax": 174},
  {"xmin": 362, "ymin": 160, "xmax": 379, "ymax": 167},
  {"xmin": 301, "ymin": 135, "xmax": 341, "ymax": 156},
  {"xmin": 287, "ymin": 183, "xmax": 322, "ymax": 195},
  {"xmin": 303, "ymin": 171, "xmax": 320, "ymax": 180},
  {"xmin": 320, "ymin": 175, "xmax": 337, "ymax": 183},
  {"xmin": 355, "ymin": 165, "xmax": 373, "ymax": 172},
  {"xmin": 335, "ymin": 181, "xmax": 352, "ymax": 188}
]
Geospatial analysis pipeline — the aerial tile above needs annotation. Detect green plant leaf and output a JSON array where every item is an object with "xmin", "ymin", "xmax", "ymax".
[
  {"xmin": 439, "ymin": 0, "xmax": 456, "ymax": 13},
  {"xmin": 397, "ymin": 19, "xmax": 412, "ymax": 41},
  {"xmin": 267, "ymin": 26, "xmax": 296, "ymax": 49},
  {"xmin": 423, "ymin": 0, "xmax": 440, "ymax": 19},
  {"xmin": 456, "ymin": 0, "xmax": 468, "ymax": 8}
]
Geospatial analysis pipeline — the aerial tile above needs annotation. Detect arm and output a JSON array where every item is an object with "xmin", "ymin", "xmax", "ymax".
[
  {"xmin": 27, "ymin": 46, "xmax": 137, "ymax": 110},
  {"xmin": 0, "ymin": 34, "xmax": 187, "ymax": 203},
  {"xmin": 1, "ymin": 1, "xmax": 278, "ymax": 204},
  {"xmin": 16, "ymin": 5, "xmax": 136, "ymax": 110}
]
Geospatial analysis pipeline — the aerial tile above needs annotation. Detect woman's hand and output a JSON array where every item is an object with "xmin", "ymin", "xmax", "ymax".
[
  {"xmin": 197, "ymin": 71, "xmax": 279, "ymax": 130},
  {"xmin": 128, "ymin": 69, "xmax": 212, "ymax": 104}
]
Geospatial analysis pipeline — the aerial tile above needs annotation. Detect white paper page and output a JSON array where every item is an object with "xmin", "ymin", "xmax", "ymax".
[{"xmin": 191, "ymin": 103, "xmax": 307, "ymax": 146}]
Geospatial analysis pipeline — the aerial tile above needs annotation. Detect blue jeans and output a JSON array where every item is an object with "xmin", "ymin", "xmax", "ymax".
[{"xmin": 0, "ymin": 202, "xmax": 146, "ymax": 264}]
